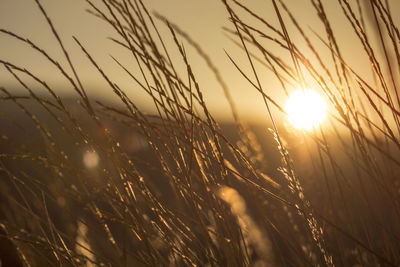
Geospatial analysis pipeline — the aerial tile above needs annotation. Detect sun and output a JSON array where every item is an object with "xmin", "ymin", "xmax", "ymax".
[{"xmin": 285, "ymin": 89, "xmax": 327, "ymax": 130}]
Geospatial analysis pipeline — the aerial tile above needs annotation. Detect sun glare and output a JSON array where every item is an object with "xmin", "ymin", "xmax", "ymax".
[{"xmin": 285, "ymin": 90, "xmax": 327, "ymax": 130}]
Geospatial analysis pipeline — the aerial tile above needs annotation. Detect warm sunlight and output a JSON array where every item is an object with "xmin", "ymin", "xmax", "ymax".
[{"xmin": 285, "ymin": 89, "xmax": 327, "ymax": 130}]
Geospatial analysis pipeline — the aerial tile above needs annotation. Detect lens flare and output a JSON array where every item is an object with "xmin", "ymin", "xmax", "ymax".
[
  {"xmin": 83, "ymin": 150, "xmax": 99, "ymax": 169},
  {"xmin": 285, "ymin": 90, "xmax": 327, "ymax": 130}
]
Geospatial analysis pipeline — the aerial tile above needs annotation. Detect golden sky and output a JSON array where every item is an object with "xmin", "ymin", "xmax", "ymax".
[{"xmin": 1, "ymin": 0, "xmax": 399, "ymax": 121}]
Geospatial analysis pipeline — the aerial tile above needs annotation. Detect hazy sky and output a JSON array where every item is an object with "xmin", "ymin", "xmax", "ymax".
[{"xmin": 1, "ymin": 0, "xmax": 399, "ymax": 121}]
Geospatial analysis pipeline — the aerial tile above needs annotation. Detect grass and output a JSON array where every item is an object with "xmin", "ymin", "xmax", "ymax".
[{"xmin": 0, "ymin": 0, "xmax": 400, "ymax": 266}]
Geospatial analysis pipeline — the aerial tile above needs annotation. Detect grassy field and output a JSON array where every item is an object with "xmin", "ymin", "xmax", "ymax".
[{"xmin": 1, "ymin": 0, "xmax": 400, "ymax": 266}]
